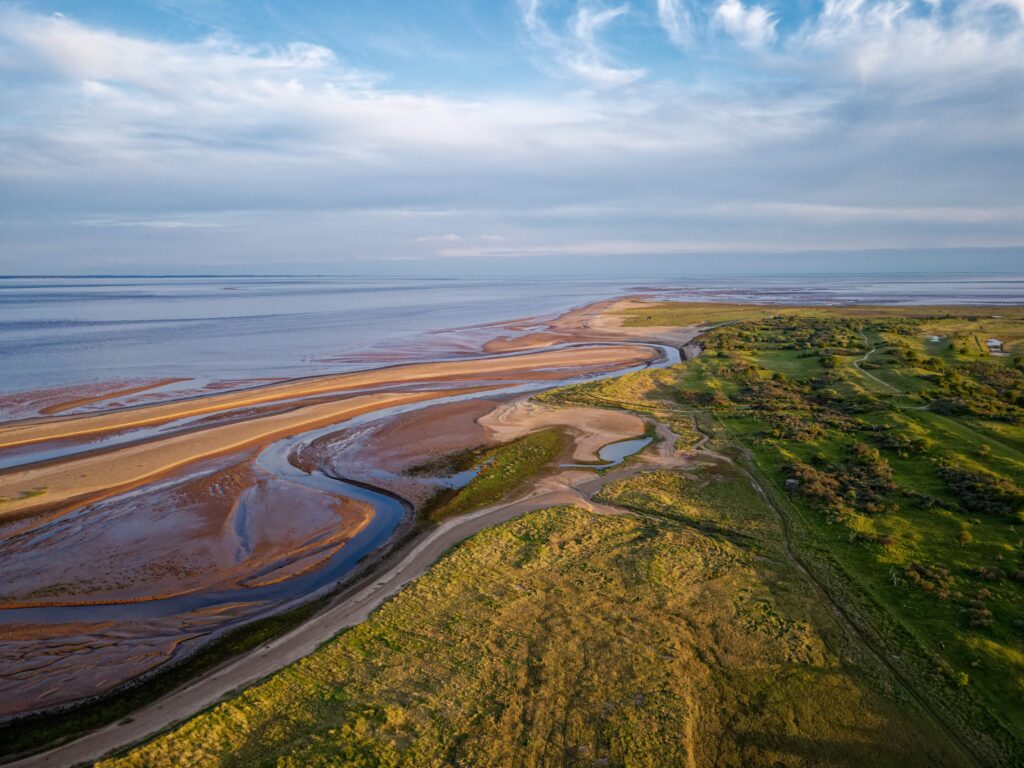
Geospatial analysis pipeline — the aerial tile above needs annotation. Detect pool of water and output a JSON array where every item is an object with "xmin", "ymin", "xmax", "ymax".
[
  {"xmin": 597, "ymin": 436, "xmax": 653, "ymax": 466},
  {"xmin": 562, "ymin": 435, "xmax": 653, "ymax": 470}
]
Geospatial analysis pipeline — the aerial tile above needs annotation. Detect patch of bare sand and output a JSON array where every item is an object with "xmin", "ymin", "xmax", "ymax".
[
  {"xmin": 306, "ymin": 398, "xmax": 499, "ymax": 507},
  {"xmin": 0, "ymin": 344, "xmax": 657, "ymax": 449},
  {"xmin": 479, "ymin": 399, "xmax": 646, "ymax": 462},
  {"xmin": 549, "ymin": 298, "xmax": 702, "ymax": 347},
  {"xmin": 480, "ymin": 298, "xmax": 702, "ymax": 353},
  {"xmin": 483, "ymin": 332, "xmax": 563, "ymax": 353},
  {"xmin": 0, "ymin": 388, "xmax": 485, "ymax": 517}
]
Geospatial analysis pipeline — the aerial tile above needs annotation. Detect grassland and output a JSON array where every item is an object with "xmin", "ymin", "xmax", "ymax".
[
  {"xmin": 614, "ymin": 303, "xmax": 1024, "ymax": 764},
  {"xmin": 102, "ymin": 463, "xmax": 958, "ymax": 768}
]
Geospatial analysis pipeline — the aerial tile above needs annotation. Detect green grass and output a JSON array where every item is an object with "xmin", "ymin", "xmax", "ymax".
[
  {"xmin": 421, "ymin": 428, "xmax": 568, "ymax": 522},
  {"xmin": 535, "ymin": 366, "xmax": 700, "ymax": 449},
  {"xmin": 76, "ymin": 303, "xmax": 1024, "ymax": 767},
  {"xmin": 638, "ymin": 307, "xmax": 1024, "ymax": 764},
  {"xmin": 103, "ymin": 470, "xmax": 959, "ymax": 768},
  {"xmin": 621, "ymin": 302, "xmax": 1024, "ymax": 332}
]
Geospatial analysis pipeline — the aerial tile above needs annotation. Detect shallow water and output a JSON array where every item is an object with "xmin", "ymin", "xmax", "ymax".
[
  {"xmin": 562, "ymin": 436, "xmax": 653, "ymax": 470},
  {"xmin": 0, "ymin": 343, "xmax": 678, "ymax": 628},
  {"xmin": 597, "ymin": 436, "xmax": 653, "ymax": 466},
  {"xmin": 2, "ymin": 273, "xmax": 1020, "ymax": 396}
]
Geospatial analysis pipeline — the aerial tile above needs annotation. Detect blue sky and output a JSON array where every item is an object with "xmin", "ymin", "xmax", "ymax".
[{"xmin": 1, "ymin": 0, "xmax": 1022, "ymax": 274}]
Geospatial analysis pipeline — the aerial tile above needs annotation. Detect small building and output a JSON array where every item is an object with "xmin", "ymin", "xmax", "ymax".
[
  {"xmin": 986, "ymin": 339, "xmax": 1004, "ymax": 354},
  {"xmin": 785, "ymin": 478, "xmax": 800, "ymax": 492},
  {"xmin": 927, "ymin": 335, "xmax": 941, "ymax": 343}
]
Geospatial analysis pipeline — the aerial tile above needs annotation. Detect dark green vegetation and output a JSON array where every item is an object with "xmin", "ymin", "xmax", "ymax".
[
  {"xmin": 417, "ymin": 428, "xmax": 568, "ymax": 522},
  {"xmin": 103, "ymin": 466, "xmax": 958, "ymax": 768},
  {"xmin": 617, "ymin": 304, "xmax": 1024, "ymax": 764},
  {"xmin": 0, "ymin": 595, "xmax": 332, "ymax": 762}
]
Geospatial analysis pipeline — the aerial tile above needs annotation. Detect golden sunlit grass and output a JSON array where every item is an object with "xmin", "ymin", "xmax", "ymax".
[{"xmin": 102, "ymin": 467, "xmax": 957, "ymax": 768}]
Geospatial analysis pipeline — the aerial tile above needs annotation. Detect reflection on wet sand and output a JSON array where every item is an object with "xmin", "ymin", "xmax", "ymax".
[{"xmin": 0, "ymin": 307, "xmax": 688, "ymax": 719}]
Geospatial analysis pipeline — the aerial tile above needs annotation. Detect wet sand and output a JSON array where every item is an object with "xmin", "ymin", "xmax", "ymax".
[
  {"xmin": 0, "ymin": 380, "xmax": 187, "ymax": 422},
  {"xmin": 37, "ymin": 379, "xmax": 193, "ymax": 416},
  {"xmin": 2, "ymin": 411, "xmax": 700, "ymax": 768},
  {"xmin": 484, "ymin": 298, "xmax": 702, "ymax": 352},
  {"xmin": 0, "ymin": 345, "xmax": 655, "ymax": 450},
  {"xmin": 0, "ymin": 300, "xmax": 677, "ymax": 728},
  {"xmin": 0, "ymin": 388, "xmax": 499, "ymax": 518},
  {"xmin": 304, "ymin": 398, "xmax": 499, "ymax": 507}
]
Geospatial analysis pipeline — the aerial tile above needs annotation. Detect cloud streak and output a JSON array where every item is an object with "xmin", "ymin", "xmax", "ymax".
[
  {"xmin": 714, "ymin": 0, "xmax": 777, "ymax": 49},
  {"xmin": 0, "ymin": 2, "xmax": 1021, "ymax": 273},
  {"xmin": 517, "ymin": 0, "xmax": 645, "ymax": 87}
]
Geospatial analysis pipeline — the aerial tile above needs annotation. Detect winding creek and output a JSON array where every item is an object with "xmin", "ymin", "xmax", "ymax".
[{"xmin": 0, "ymin": 342, "xmax": 679, "ymax": 632}]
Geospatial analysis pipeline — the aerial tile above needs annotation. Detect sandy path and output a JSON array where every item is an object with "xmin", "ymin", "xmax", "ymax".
[
  {"xmin": 0, "ymin": 389, "xmax": 483, "ymax": 517},
  {"xmin": 0, "ymin": 346, "xmax": 656, "ymax": 450},
  {"xmin": 854, "ymin": 332, "xmax": 900, "ymax": 393},
  {"xmin": 8, "ymin": 418, "xmax": 694, "ymax": 768}
]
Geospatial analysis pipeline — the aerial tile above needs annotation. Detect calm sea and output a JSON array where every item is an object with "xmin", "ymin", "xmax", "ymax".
[{"xmin": 0, "ymin": 274, "xmax": 1021, "ymax": 395}]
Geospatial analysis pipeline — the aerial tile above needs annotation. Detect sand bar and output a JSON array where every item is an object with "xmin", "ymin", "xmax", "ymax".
[
  {"xmin": 0, "ymin": 345, "xmax": 657, "ymax": 449},
  {"xmin": 0, "ymin": 389, "xmax": 484, "ymax": 517}
]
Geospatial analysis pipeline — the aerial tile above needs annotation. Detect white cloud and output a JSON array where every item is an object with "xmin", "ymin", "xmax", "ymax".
[
  {"xmin": 0, "ymin": 5, "xmax": 1022, "ymax": 270},
  {"xmin": 517, "ymin": 0, "xmax": 645, "ymax": 87},
  {"xmin": 795, "ymin": 0, "xmax": 1024, "ymax": 86},
  {"xmin": 714, "ymin": 0, "xmax": 777, "ymax": 48},
  {"xmin": 657, "ymin": 0, "xmax": 695, "ymax": 47},
  {"xmin": 414, "ymin": 233, "xmax": 462, "ymax": 242}
]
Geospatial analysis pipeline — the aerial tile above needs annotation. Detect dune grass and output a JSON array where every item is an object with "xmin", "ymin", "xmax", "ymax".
[
  {"xmin": 82, "ymin": 303, "xmax": 1024, "ymax": 767},
  {"xmin": 102, "ymin": 467, "xmax": 959, "ymax": 768}
]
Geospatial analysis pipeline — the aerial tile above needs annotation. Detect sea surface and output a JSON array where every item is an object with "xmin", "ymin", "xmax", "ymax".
[{"xmin": 1, "ymin": 273, "xmax": 1021, "ymax": 395}]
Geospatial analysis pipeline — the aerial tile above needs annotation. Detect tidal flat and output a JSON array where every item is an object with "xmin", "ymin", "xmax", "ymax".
[{"xmin": 3, "ymin": 294, "xmax": 1023, "ymax": 767}]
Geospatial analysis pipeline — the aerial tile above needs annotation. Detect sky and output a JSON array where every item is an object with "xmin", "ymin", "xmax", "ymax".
[{"xmin": 0, "ymin": 0, "xmax": 1022, "ymax": 275}]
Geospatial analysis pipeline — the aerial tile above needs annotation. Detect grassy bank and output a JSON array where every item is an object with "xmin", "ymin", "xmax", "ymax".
[
  {"xmin": 1, "ymin": 430, "xmax": 569, "ymax": 762},
  {"xmin": 418, "ymin": 428, "xmax": 568, "ymax": 523},
  {"xmin": 102, "ymin": 465, "xmax": 958, "ymax": 768}
]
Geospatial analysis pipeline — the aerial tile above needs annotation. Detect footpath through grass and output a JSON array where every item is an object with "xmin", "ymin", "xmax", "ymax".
[{"xmin": 103, "ymin": 466, "xmax": 958, "ymax": 768}]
